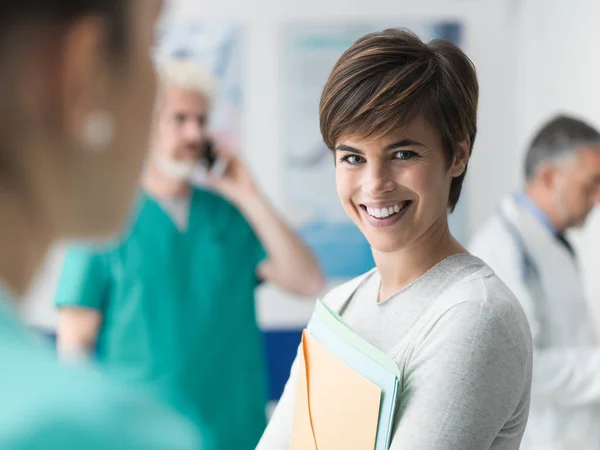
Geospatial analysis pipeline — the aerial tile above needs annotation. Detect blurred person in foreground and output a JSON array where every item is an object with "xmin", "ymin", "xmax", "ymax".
[
  {"xmin": 0, "ymin": 0, "xmax": 206, "ymax": 448},
  {"xmin": 470, "ymin": 115, "xmax": 600, "ymax": 450},
  {"xmin": 258, "ymin": 28, "xmax": 532, "ymax": 449},
  {"xmin": 55, "ymin": 57, "xmax": 325, "ymax": 450}
]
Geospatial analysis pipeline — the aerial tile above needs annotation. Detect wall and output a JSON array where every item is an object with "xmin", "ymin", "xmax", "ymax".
[
  {"xmin": 22, "ymin": 0, "xmax": 521, "ymax": 332},
  {"xmin": 164, "ymin": 0, "xmax": 521, "ymax": 329},
  {"xmin": 515, "ymin": 0, "xmax": 600, "ymax": 319},
  {"xmin": 22, "ymin": 0, "xmax": 600, "ymax": 403},
  {"xmin": 161, "ymin": 0, "xmax": 600, "ymax": 327}
]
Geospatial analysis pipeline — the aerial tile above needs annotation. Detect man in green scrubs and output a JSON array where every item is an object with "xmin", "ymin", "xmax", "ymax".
[{"xmin": 55, "ymin": 58, "xmax": 324, "ymax": 450}]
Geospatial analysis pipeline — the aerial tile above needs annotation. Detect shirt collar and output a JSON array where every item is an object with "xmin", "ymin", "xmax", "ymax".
[{"xmin": 514, "ymin": 192, "xmax": 558, "ymax": 235}]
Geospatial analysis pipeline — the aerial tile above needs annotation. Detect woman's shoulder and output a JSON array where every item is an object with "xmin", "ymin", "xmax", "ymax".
[
  {"xmin": 433, "ymin": 256, "xmax": 526, "ymax": 317},
  {"xmin": 0, "ymin": 348, "xmax": 203, "ymax": 449},
  {"xmin": 444, "ymin": 255, "xmax": 527, "ymax": 314},
  {"xmin": 429, "ymin": 257, "xmax": 532, "ymax": 356}
]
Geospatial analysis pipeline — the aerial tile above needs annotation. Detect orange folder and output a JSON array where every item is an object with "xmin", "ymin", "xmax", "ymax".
[{"xmin": 291, "ymin": 330, "xmax": 382, "ymax": 450}]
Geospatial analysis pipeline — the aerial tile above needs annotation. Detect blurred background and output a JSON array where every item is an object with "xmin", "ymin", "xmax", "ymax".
[{"xmin": 20, "ymin": 0, "xmax": 600, "ymax": 409}]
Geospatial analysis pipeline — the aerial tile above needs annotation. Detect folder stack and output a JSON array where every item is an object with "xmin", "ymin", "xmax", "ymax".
[{"xmin": 291, "ymin": 299, "xmax": 400, "ymax": 450}]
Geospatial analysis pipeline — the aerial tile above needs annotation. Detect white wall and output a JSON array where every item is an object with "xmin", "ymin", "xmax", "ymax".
[
  {"xmin": 162, "ymin": 0, "xmax": 520, "ymax": 329},
  {"xmin": 162, "ymin": 0, "xmax": 519, "ymax": 230},
  {"xmin": 22, "ymin": 0, "xmax": 521, "ymax": 330},
  {"xmin": 515, "ymin": 0, "xmax": 600, "ymax": 313},
  {"xmin": 25, "ymin": 0, "xmax": 600, "ymax": 330}
]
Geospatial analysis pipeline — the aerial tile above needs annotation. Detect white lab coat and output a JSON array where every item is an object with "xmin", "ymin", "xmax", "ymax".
[{"xmin": 469, "ymin": 194, "xmax": 600, "ymax": 450}]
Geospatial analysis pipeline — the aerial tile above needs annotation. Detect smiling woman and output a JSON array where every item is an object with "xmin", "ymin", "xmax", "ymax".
[
  {"xmin": 332, "ymin": 115, "xmax": 469, "ymax": 258},
  {"xmin": 258, "ymin": 28, "xmax": 533, "ymax": 450}
]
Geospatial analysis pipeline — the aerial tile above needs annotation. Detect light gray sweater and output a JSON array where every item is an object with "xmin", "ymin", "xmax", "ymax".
[{"xmin": 257, "ymin": 254, "xmax": 533, "ymax": 449}]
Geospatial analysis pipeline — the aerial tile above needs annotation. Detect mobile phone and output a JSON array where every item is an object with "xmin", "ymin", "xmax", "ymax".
[
  {"xmin": 204, "ymin": 139, "xmax": 217, "ymax": 169},
  {"xmin": 203, "ymin": 139, "xmax": 228, "ymax": 177}
]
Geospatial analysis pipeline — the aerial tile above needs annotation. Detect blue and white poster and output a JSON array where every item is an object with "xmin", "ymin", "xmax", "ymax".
[{"xmin": 282, "ymin": 21, "xmax": 466, "ymax": 279}]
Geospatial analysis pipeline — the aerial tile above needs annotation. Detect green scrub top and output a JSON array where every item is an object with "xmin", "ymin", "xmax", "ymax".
[
  {"xmin": 0, "ymin": 286, "xmax": 205, "ymax": 449},
  {"xmin": 56, "ymin": 188, "xmax": 268, "ymax": 450}
]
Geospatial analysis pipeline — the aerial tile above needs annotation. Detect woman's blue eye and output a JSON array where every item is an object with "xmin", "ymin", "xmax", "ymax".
[
  {"xmin": 340, "ymin": 155, "xmax": 364, "ymax": 165},
  {"xmin": 393, "ymin": 150, "xmax": 417, "ymax": 160},
  {"xmin": 339, "ymin": 151, "xmax": 417, "ymax": 166}
]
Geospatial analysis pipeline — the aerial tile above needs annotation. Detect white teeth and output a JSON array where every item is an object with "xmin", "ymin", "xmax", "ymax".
[{"xmin": 366, "ymin": 202, "xmax": 408, "ymax": 219}]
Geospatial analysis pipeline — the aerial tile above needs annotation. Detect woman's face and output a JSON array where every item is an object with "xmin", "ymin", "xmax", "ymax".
[
  {"xmin": 334, "ymin": 116, "xmax": 468, "ymax": 254},
  {"xmin": 53, "ymin": 0, "xmax": 163, "ymax": 239}
]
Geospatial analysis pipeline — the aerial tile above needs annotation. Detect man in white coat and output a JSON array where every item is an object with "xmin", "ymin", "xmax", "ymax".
[{"xmin": 469, "ymin": 114, "xmax": 600, "ymax": 450}]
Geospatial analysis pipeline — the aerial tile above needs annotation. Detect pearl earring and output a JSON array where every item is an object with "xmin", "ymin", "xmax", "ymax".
[{"xmin": 83, "ymin": 110, "xmax": 115, "ymax": 152}]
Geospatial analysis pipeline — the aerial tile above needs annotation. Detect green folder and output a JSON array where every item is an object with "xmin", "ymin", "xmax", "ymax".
[{"xmin": 315, "ymin": 299, "xmax": 401, "ymax": 379}]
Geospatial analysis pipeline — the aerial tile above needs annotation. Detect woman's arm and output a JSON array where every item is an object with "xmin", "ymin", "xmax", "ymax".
[{"xmin": 390, "ymin": 297, "xmax": 530, "ymax": 449}]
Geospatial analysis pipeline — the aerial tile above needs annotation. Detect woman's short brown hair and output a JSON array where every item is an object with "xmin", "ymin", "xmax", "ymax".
[{"xmin": 319, "ymin": 28, "xmax": 478, "ymax": 211}]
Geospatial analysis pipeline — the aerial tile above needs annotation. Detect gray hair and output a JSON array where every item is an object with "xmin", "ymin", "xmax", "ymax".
[
  {"xmin": 153, "ymin": 57, "xmax": 218, "ymax": 113},
  {"xmin": 525, "ymin": 115, "xmax": 600, "ymax": 180}
]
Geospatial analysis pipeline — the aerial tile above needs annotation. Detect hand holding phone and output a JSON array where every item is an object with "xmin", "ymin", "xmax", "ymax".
[
  {"xmin": 203, "ymin": 139, "xmax": 228, "ymax": 177},
  {"xmin": 202, "ymin": 140, "xmax": 259, "ymax": 204}
]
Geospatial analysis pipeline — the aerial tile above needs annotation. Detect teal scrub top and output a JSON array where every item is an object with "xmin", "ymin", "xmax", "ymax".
[
  {"xmin": 56, "ymin": 188, "xmax": 268, "ymax": 450},
  {"xmin": 0, "ymin": 286, "xmax": 205, "ymax": 449}
]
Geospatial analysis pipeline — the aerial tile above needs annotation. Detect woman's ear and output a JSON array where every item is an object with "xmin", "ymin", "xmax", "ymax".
[
  {"xmin": 60, "ymin": 17, "xmax": 112, "ymax": 150},
  {"xmin": 5, "ymin": 16, "xmax": 112, "ymax": 158},
  {"xmin": 448, "ymin": 139, "xmax": 470, "ymax": 178}
]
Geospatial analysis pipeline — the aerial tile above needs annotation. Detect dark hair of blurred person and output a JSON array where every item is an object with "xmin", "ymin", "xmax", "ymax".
[{"xmin": 0, "ymin": 2, "xmax": 205, "ymax": 448}]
